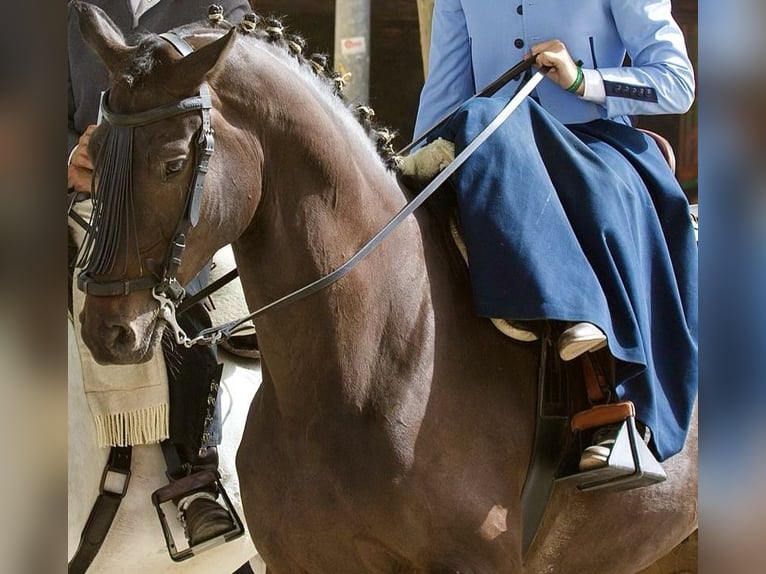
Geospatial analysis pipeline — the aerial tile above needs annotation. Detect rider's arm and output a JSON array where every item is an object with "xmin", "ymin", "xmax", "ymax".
[
  {"xmin": 596, "ymin": 0, "xmax": 695, "ymax": 117},
  {"xmin": 413, "ymin": 0, "xmax": 474, "ymax": 139},
  {"xmin": 68, "ymin": 64, "xmax": 80, "ymax": 159}
]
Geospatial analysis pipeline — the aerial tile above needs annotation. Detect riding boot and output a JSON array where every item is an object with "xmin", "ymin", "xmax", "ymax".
[
  {"xmin": 175, "ymin": 446, "xmax": 236, "ymax": 546},
  {"xmin": 164, "ymin": 266, "xmax": 234, "ymax": 545}
]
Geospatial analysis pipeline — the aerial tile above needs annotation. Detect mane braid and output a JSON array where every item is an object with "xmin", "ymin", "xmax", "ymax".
[
  {"xmin": 160, "ymin": 18, "xmax": 367, "ymax": 134},
  {"xmin": 167, "ymin": 13, "xmax": 396, "ymax": 171},
  {"xmin": 77, "ymin": 124, "xmax": 139, "ymax": 278},
  {"xmin": 239, "ymin": 32, "xmax": 396, "ymax": 170}
]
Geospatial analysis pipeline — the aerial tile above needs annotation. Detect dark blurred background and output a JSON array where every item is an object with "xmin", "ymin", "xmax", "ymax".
[{"xmin": 256, "ymin": 0, "xmax": 424, "ymax": 147}]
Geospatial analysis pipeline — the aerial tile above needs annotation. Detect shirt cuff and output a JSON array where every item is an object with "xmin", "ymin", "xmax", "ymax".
[
  {"xmin": 68, "ymin": 144, "xmax": 78, "ymax": 166},
  {"xmin": 581, "ymin": 69, "xmax": 606, "ymax": 105}
]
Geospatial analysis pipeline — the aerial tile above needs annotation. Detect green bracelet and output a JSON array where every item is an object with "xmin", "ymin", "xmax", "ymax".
[{"xmin": 566, "ymin": 65, "xmax": 584, "ymax": 94}]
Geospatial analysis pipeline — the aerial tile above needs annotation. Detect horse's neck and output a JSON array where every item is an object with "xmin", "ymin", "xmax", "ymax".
[{"xmin": 230, "ymin": 66, "xmax": 433, "ymax": 417}]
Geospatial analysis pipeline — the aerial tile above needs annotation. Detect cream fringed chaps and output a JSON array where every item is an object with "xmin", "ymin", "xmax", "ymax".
[{"xmin": 70, "ymin": 199, "xmax": 170, "ymax": 447}]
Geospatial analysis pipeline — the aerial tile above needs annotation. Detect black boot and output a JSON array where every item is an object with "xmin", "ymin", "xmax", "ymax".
[{"xmin": 176, "ymin": 447, "xmax": 236, "ymax": 546}]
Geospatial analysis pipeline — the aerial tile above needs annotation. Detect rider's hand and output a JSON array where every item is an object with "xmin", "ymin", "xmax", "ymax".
[
  {"xmin": 68, "ymin": 165, "xmax": 94, "ymax": 193},
  {"xmin": 528, "ymin": 40, "xmax": 584, "ymax": 96},
  {"xmin": 68, "ymin": 124, "xmax": 96, "ymax": 193}
]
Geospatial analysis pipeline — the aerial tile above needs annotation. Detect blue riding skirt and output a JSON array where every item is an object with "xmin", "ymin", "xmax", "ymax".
[{"xmin": 436, "ymin": 97, "xmax": 698, "ymax": 461}]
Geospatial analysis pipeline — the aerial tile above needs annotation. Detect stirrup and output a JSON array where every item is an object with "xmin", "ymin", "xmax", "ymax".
[
  {"xmin": 556, "ymin": 404, "xmax": 667, "ymax": 493},
  {"xmin": 151, "ymin": 470, "xmax": 245, "ymax": 562}
]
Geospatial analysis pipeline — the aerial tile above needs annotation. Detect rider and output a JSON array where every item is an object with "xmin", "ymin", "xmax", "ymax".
[
  {"xmin": 412, "ymin": 0, "xmax": 698, "ymax": 469},
  {"xmin": 68, "ymin": 0, "xmax": 250, "ymax": 546}
]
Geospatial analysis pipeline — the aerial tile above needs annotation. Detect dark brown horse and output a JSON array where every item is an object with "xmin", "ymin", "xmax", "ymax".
[{"xmin": 74, "ymin": 4, "xmax": 697, "ymax": 572}]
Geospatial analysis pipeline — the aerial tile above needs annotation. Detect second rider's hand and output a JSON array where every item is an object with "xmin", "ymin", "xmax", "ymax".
[
  {"xmin": 68, "ymin": 124, "xmax": 96, "ymax": 193},
  {"xmin": 528, "ymin": 40, "xmax": 584, "ymax": 96}
]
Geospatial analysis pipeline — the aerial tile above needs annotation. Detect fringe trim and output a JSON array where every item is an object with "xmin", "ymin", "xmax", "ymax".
[{"xmin": 93, "ymin": 403, "xmax": 169, "ymax": 448}]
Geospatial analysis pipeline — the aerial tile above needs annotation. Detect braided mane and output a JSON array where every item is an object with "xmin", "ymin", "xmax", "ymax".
[
  {"xmin": 117, "ymin": 10, "xmax": 400, "ymax": 167},
  {"xmin": 78, "ymin": 8, "xmax": 401, "ymax": 280}
]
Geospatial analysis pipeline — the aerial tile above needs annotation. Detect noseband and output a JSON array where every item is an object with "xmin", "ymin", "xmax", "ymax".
[{"xmin": 77, "ymin": 32, "xmax": 213, "ymax": 310}]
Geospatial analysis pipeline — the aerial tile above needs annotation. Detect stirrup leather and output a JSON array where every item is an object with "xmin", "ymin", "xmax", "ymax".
[{"xmin": 151, "ymin": 470, "xmax": 245, "ymax": 562}]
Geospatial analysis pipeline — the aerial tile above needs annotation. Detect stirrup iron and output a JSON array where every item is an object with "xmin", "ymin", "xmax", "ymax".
[
  {"xmin": 556, "ymin": 404, "xmax": 667, "ymax": 493},
  {"xmin": 151, "ymin": 470, "xmax": 245, "ymax": 562}
]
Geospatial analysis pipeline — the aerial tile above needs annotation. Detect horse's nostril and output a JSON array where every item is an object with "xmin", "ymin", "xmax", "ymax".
[{"xmin": 102, "ymin": 321, "xmax": 135, "ymax": 351}]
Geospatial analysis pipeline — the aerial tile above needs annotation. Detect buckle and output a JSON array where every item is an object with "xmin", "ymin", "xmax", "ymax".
[
  {"xmin": 151, "ymin": 470, "xmax": 245, "ymax": 562},
  {"xmin": 100, "ymin": 464, "xmax": 131, "ymax": 498},
  {"xmin": 153, "ymin": 288, "xmax": 193, "ymax": 347}
]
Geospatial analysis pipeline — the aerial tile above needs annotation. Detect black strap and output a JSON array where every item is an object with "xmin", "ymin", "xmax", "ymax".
[
  {"xmin": 77, "ymin": 273, "xmax": 159, "ymax": 296},
  {"xmin": 68, "ymin": 192, "xmax": 91, "ymax": 232},
  {"xmin": 520, "ymin": 337, "xmax": 569, "ymax": 556},
  {"xmin": 77, "ymin": 31, "xmax": 214, "ymax": 302},
  {"xmin": 160, "ymin": 439, "xmax": 188, "ymax": 480},
  {"xmin": 100, "ymin": 92, "xmax": 212, "ymax": 127},
  {"xmin": 233, "ymin": 561, "xmax": 256, "ymax": 574},
  {"xmin": 159, "ymin": 31, "xmax": 196, "ymax": 57},
  {"xmin": 397, "ymin": 56, "xmax": 538, "ymax": 156},
  {"xmin": 69, "ymin": 446, "xmax": 132, "ymax": 574},
  {"xmin": 177, "ymin": 268, "xmax": 239, "ymax": 315}
]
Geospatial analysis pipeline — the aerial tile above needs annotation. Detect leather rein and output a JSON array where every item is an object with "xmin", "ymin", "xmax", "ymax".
[{"xmin": 78, "ymin": 32, "xmax": 548, "ymax": 349}]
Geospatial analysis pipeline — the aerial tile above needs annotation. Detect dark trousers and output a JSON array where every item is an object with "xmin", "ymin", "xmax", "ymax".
[{"xmin": 164, "ymin": 264, "xmax": 223, "ymax": 452}]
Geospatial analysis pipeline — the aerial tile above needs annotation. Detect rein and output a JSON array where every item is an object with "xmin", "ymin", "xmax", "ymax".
[
  {"xmin": 77, "ymin": 32, "xmax": 547, "ymax": 348},
  {"xmin": 177, "ymin": 61, "xmax": 549, "ymax": 348}
]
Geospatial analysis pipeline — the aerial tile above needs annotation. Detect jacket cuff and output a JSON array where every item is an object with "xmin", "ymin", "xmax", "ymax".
[
  {"xmin": 68, "ymin": 144, "xmax": 78, "ymax": 166},
  {"xmin": 581, "ymin": 69, "xmax": 606, "ymax": 105}
]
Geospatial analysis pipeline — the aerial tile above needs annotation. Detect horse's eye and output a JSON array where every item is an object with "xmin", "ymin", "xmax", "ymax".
[{"xmin": 164, "ymin": 159, "xmax": 186, "ymax": 177}]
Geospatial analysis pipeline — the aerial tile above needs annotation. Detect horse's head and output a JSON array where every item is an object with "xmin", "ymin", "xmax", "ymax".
[{"xmin": 74, "ymin": 2, "xmax": 259, "ymax": 364}]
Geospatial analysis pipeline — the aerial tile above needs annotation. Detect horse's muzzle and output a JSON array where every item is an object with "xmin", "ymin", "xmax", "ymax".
[{"xmin": 79, "ymin": 296, "xmax": 158, "ymax": 365}]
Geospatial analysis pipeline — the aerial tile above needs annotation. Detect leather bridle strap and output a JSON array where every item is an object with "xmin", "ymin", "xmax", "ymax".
[
  {"xmin": 77, "ymin": 32, "xmax": 213, "ymax": 302},
  {"xmin": 68, "ymin": 446, "xmax": 132, "ymax": 574},
  {"xmin": 100, "ymin": 93, "xmax": 212, "ymax": 127},
  {"xmin": 77, "ymin": 274, "xmax": 159, "ymax": 297},
  {"xmin": 177, "ymin": 268, "xmax": 239, "ymax": 315},
  {"xmin": 178, "ymin": 66, "xmax": 551, "ymax": 347}
]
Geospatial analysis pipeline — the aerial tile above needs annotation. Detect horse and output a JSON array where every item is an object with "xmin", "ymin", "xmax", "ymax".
[
  {"xmin": 68, "ymin": 311, "xmax": 262, "ymax": 573},
  {"xmin": 72, "ymin": 3, "xmax": 698, "ymax": 572}
]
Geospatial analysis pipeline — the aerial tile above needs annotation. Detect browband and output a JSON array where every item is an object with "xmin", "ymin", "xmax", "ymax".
[{"xmin": 100, "ymin": 92, "xmax": 212, "ymax": 127}]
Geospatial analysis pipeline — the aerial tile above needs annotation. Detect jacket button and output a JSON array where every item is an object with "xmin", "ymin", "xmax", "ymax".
[
  {"xmin": 516, "ymin": 5, "xmax": 523, "ymax": 15},
  {"xmin": 514, "ymin": 38, "xmax": 524, "ymax": 49}
]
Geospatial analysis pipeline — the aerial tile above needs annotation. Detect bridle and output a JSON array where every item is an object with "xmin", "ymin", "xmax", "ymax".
[
  {"xmin": 77, "ymin": 29, "xmax": 548, "ymax": 349},
  {"xmin": 77, "ymin": 32, "xmax": 214, "ymax": 332}
]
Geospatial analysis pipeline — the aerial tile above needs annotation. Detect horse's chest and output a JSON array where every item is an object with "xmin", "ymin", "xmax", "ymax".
[{"xmin": 238, "ymin": 405, "xmax": 421, "ymax": 570}]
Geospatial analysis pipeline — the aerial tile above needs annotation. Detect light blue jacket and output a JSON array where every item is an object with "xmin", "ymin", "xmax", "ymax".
[{"xmin": 414, "ymin": 0, "xmax": 696, "ymax": 136}]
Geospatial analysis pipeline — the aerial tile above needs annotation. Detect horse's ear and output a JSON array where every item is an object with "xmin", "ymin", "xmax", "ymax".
[
  {"xmin": 168, "ymin": 28, "xmax": 237, "ymax": 96},
  {"xmin": 73, "ymin": 1, "xmax": 134, "ymax": 74}
]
